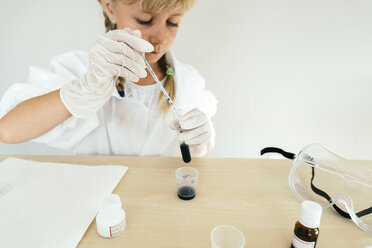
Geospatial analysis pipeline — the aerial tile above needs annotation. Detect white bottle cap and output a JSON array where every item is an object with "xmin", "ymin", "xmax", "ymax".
[
  {"xmin": 298, "ymin": 200, "xmax": 322, "ymax": 228},
  {"xmin": 99, "ymin": 194, "xmax": 122, "ymax": 216}
]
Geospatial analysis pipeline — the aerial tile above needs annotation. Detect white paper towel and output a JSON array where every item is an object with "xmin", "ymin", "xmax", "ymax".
[{"xmin": 0, "ymin": 157, "xmax": 128, "ymax": 248}]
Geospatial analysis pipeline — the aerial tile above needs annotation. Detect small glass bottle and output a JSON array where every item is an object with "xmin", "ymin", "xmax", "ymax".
[{"xmin": 290, "ymin": 200, "xmax": 322, "ymax": 248}]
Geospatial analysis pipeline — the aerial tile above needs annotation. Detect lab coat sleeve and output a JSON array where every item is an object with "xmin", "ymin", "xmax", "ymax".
[
  {"xmin": 195, "ymin": 88, "xmax": 217, "ymax": 151},
  {"xmin": 0, "ymin": 51, "xmax": 99, "ymax": 149},
  {"xmin": 174, "ymin": 63, "xmax": 218, "ymax": 150}
]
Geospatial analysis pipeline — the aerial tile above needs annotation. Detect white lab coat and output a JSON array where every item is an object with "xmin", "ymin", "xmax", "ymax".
[{"xmin": 0, "ymin": 50, "xmax": 217, "ymax": 156}]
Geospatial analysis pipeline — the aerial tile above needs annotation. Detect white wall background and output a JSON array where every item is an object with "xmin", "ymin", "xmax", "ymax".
[{"xmin": 0, "ymin": 0, "xmax": 371, "ymax": 158}]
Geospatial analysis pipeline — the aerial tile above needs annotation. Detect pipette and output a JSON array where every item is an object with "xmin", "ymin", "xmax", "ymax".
[{"xmin": 142, "ymin": 56, "xmax": 191, "ymax": 163}]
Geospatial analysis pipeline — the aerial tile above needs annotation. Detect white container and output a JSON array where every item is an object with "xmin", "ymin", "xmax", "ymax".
[
  {"xmin": 96, "ymin": 194, "xmax": 126, "ymax": 238},
  {"xmin": 210, "ymin": 225, "xmax": 246, "ymax": 248}
]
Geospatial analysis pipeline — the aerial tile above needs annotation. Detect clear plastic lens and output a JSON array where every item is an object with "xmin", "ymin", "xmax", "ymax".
[{"xmin": 289, "ymin": 143, "xmax": 372, "ymax": 235}]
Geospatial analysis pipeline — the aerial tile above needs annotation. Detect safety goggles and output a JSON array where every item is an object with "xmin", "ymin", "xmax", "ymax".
[{"xmin": 261, "ymin": 143, "xmax": 372, "ymax": 235}]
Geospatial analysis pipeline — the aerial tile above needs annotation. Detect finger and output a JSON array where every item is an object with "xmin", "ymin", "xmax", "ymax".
[
  {"xmin": 106, "ymin": 29, "xmax": 154, "ymax": 53},
  {"xmin": 130, "ymin": 29, "xmax": 142, "ymax": 38},
  {"xmin": 110, "ymin": 54, "xmax": 147, "ymax": 78},
  {"xmin": 123, "ymin": 29, "xmax": 146, "ymax": 67},
  {"xmin": 89, "ymin": 51, "xmax": 120, "ymax": 82},
  {"xmin": 90, "ymin": 47, "xmax": 142, "ymax": 81},
  {"xmin": 93, "ymin": 44, "xmax": 147, "ymax": 78},
  {"xmin": 98, "ymin": 36, "xmax": 146, "ymax": 68},
  {"xmin": 134, "ymin": 51, "xmax": 146, "ymax": 68},
  {"xmin": 90, "ymin": 43, "xmax": 114, "ymax": 66},
  {"xmin": 179, "ymin": 123, "xmax": 210, "ymax": 143},
  {"xmin": 97, "ymin": 36, "xmax": 137, "ymax": 61},
  {"xmin": 179, "ymin": 108, "xmax": 206, "ymax": 127},
  {"xmin": 184, "ymin": 132, "xmax": 210, "ymax": 146},
  {"xmin": 180, "ymin": 114, "xmax": 208, "ymax": 130},
  {"xmin": 180, "ymin": 108, "xmax": 201, "ymax": 122},
  {"xmin": 108, "ymin": 64, "xmax": 140, "ymax": 82},
  {"xmin": 179, "ymin": 109, "xmax": 208, "ymax": 130},
  {"xmin": 90, "ymin": 59, "xmax": 112, "ymax": 78}
]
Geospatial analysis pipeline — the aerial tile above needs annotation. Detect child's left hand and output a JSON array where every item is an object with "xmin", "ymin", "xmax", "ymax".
[{"xmin": 170, "ymin": 108, "xmax": 211, "ymax": 157}]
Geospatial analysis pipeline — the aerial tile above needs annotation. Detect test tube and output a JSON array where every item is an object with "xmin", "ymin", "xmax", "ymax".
[{"xmin": 178, "ymin": 129, "xmax": 191, "ymax": 163}]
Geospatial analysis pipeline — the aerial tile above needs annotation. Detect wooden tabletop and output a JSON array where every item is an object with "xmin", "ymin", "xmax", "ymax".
[{"xmin": 1, "ymin": 155, "xmax": 371, "ymax": 247}]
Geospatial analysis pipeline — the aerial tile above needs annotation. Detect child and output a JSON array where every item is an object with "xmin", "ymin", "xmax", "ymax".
[{"xmin": 0, "ymin": 0, "xmax": 217, "ymax": 157}]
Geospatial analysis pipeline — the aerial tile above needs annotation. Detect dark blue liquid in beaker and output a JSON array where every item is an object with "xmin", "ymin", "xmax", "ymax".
[
  {"xmin": 178, "ymin": 186, "xmax": 196, "ymax": 200},
  {"xmin": 180, "ymin": 142, "xmax": 191, "ymax": 163}
]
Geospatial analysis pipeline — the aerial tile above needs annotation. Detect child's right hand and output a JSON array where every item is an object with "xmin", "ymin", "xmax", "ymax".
[
  {"xmin": 88, "ymin": 28, "xmax": 153, "ymax": 84},
  {"xmin": 60, "ymin": 28, "xmax": 154, "ymax": 119}
]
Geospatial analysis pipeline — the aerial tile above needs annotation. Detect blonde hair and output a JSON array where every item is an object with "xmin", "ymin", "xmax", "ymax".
[{"xmin": 98, "ymin": 0, "xmax": 195, "ymax": 116}]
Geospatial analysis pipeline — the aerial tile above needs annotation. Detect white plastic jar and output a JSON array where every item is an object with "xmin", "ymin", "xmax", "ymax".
[{"xmin": 96, "ymin": 194, "xmax": 126, "ymax": 238}]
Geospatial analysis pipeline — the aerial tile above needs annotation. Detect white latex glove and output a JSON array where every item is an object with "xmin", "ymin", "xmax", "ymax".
[
  {"xmin": 60, "ymin": 28, "xmax": 154, "ymax": 118},
  {"xmin": 170, "ymin": 108, "xmax": 211, "ymax": 157}
]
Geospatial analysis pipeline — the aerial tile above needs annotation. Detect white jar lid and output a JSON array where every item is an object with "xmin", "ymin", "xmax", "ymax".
[
  {"xmin": 298, "ymin": 200, "xmax": 322, "ymax": 228},
  {"xmin": 99, "ymin": 194, "xmax": 123, "ymax": 216}
]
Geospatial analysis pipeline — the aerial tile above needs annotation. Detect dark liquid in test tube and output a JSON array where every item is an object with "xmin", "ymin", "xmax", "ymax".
[
  {"xmin": 178, "ymin": 186, "xmax": 196, "ymax": 200},
  {"xmin": 180, "ymin": 142, "xmax": 191, "ymax": 163}
]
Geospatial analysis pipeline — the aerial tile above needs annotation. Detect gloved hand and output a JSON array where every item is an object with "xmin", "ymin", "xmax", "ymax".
[
  {"xmin": 60, "ymin": 28, "xmax": 154, "ymax": 118},
  {"xmin": 170, "ymin": 108, "xmax": 212, "ymax": 157}
]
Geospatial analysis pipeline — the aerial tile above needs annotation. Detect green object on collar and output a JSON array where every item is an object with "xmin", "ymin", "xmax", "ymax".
[{"xmin": 166, "ymin": 67, "xmax": 174, "ymax": 76}]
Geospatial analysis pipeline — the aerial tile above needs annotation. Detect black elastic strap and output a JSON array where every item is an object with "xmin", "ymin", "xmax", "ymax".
[
  {"xmin": 311, "ymin": 167, "xmax": 372, "ymax": 218},
  {"xmin": 356, "ymin": 207, "xmax": 372, "ymax": 218},
  {"xmin": 260, "ymin": 147, "xmax": 295, "ymax": 160},
  {"xmin": 310, "ymin": 167, "xmax": 351, "ymax": 219}
]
